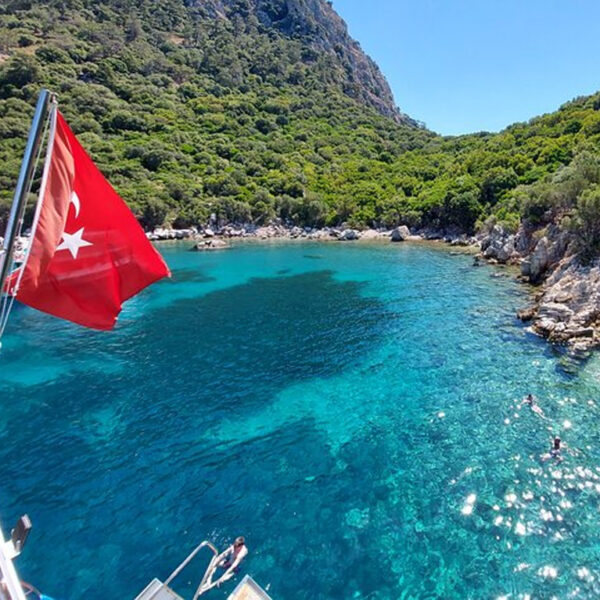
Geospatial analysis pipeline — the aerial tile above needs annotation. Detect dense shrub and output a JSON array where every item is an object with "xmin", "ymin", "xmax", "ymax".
[
  {"xmin": 571, "ymin": 186, "xmax": 600, "ymax": 262},
  {"xmin": 0, "ymin": 54, "xmax": 40, "ymax": 91}
]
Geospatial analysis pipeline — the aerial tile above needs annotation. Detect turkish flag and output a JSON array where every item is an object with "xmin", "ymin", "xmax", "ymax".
[{"xmin": 8, "ymin": 110, "xmax": 170, "ymax": 330}]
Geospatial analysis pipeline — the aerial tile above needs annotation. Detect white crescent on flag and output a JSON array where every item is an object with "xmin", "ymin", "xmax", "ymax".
[{"xmin": 70, "ymin": 190, "xmax": 81, "ymax": 218}]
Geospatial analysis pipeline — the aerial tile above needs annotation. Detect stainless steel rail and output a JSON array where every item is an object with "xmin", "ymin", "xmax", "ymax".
[
  {"xmin": 141, "ymin": 540, "xmax": 219, "ymax": 600},
  {"xmin": 0, "ymin": 89, "xmax": 51, "ymax": 299}
]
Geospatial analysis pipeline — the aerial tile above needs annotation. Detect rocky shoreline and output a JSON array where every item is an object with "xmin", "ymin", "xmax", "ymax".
[
  {"xmin": 148, "ymin": 221, "xmax": 600, "ymax": 353},
  {"xmin": 472, "ymin": 223, "xmax": 600, "ymax": 353},
  {"xmin": 147, "ymin": 223, "xmax": 442, "ymax": 245}
]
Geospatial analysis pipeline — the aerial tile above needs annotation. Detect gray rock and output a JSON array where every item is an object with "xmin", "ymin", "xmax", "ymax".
[
  {"xmin": 528, "ymin": 237, "xmax": 550, "ymax": 283},
  {"xmin": 535, "ymin": 317, "xmax": 557, "ymax": 334},
  {"xmin": 537, "ymin": 302, "xmax": 574, "ymax": 321},
  {"xmin": 390, "ymin": 226, "xmax": 410, "ymax": 242},
  {"xmin": 483, "ymin": 239, "xmax": 503, "ymax": 259},
  {"xmin": 548, "ymin": 232, "xmax": 569, "ymax": 264},
  {"xmin": 517, "ymin": 305, "xmax": 537, "ymax": 321},
  {"xmin": 360, "ymin": 229, "xmax": 383, "ymax": 240},
  {"xmin": 339, "ymin": 229, "xmax": 359, "ymax": 241},
  {"xmin": 511, "ymin": 227, "xmax": 600, "ymax": 348},
  {"xmin": 564, "ymin": 326, "xmax": 594, "ymax": 338},
  {"xmin": 499, "ymin": 236, "xmax": 516, "ymax": 262},
  {"xmin": 151, "ymin": 227, "xmax": 194, "ymax": 240},
  {"xmin": 573, "ymin": 306, "xmax": 598, "ymax": 325},
  {"xmin": 479, "ymin": 226, "xmax": 517, "ymax": 263},
  {"xmin": 480, "ymin": 224, "xmax": 505, "ymax": 252},
  {"xmin": 449, "ymin": 236, "xmax": 470, "ymax": 246},
  {"xmin": 514, "ymin": 228, "xmax": 532, "ymax": 254}
]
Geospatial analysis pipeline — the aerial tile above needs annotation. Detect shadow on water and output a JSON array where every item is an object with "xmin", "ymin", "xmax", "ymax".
[
  {"xmin": 125, "ymin": 270, "xmax": 390, "ymax": 407},
  {"xmin": 3, "ymin": 244, "xmax": 600, "ymax": 599},
  {"xmin": 0, "ymin": 270, "xmax": 391, "ymax": 599},
  {"xmin": 165, "ymin": 268, "xmax": 217, "ymax": 285}
]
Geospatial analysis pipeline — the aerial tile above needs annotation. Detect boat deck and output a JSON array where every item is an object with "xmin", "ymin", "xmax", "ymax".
[
  {"xmin": 135, "ymin": 578, "xmax": 183, "ymax": 600},
  {"xmin": 228, "ymin": 575, "xmax": 272, "ymax": 600},
  {"xmin": 135, "ymin": 575, "xmax": 271, "ymax": 600}
]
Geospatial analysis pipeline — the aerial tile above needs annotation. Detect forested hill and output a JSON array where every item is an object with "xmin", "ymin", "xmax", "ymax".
[
  {"xmin": 2, "ymin": 0, "xmax": 600, "ymax": 254},
  {"xmin": 0, "ymin": 0, "xmax": 425, "ymax": 228},
  {"xmin": 196, "ymin": 0, "xmax": 408, "ymax": 123}
]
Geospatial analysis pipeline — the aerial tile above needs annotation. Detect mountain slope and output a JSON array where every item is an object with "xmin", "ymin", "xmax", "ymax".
[
  {"xmin": 1, "ymin": 0, "xmax": 600, "ymax": 253},
  {"xmin": 0, "ymin": 0, "xmax": 427, "ymax": 228},
  {"xmin": 193, "ymin": 0, "xmax": 411, "ymax": 123}
]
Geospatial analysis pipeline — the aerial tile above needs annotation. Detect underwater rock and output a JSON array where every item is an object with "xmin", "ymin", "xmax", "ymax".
[
  {"xmin": 192, "ymin": 239, "xmax": 229, "ymax": 251},
  {"xmin": 345, "ymin": 507, "xmax": 370, "ymax": 528}
]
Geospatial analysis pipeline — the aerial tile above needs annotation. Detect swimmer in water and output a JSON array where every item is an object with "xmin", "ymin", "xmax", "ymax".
[
  {"xmin": 215, "ymin": 536, "xmax": 248, "ymax": 587},
  {"xmin": 541, "ymin": 436, "xmax": 564, "ymax": 462},
  {"xmin": 519, "ymin": 394, "xmax": 546, "ymax": 418}
]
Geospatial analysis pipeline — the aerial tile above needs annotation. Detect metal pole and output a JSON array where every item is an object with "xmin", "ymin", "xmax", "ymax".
[{"xmin": 0, "ymin": 89, "xmax": 51, "ymax": 296}]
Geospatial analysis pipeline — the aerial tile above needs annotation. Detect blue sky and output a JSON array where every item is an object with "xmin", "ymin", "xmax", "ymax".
[{"xmin": 332, "ymin": 0, "xmax": 600, "ymax": 135}]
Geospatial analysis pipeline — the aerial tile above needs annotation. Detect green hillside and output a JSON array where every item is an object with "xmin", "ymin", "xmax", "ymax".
[{"xmin": 2, "ymin": 0, "xmax": 600, "ymax": 251}]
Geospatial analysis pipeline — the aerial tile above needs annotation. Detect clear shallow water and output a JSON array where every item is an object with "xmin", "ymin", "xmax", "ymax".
[{"xmin": 2, "ymin": 242, "xmax": 600, "ymax": 599}]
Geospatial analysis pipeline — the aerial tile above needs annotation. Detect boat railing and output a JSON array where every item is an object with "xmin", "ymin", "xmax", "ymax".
[{"xmin": 137, "ymin": 540, "xmax": 222, "ymax": 600}]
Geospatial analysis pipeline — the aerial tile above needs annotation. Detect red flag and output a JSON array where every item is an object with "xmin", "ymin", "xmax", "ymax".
[{"xmin": 10, "ymin": 110, "xmax": 170, "ymax": 330}]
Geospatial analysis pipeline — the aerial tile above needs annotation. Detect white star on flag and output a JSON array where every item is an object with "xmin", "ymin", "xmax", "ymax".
[{"xmin": 57, "ymin": 227, "xmax": 93, "ymax": 259}]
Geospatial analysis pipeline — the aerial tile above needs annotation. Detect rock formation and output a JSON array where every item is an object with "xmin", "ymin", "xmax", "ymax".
[
  {"xmin": 391, "ymin": 226, "xmax": 410, "ymax": 242},
  {"xmin": 194, "ymin": 0, "xmax": 414, "ymax": 123},
  {"xmin": 476, "ymin": 222, "xmax": 600, "ymax": 351}
]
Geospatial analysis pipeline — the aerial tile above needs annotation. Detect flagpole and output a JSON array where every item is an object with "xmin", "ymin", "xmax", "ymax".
[{"xmin": 0, "ymin": 89, "xmax": 52, "ymax": 297}]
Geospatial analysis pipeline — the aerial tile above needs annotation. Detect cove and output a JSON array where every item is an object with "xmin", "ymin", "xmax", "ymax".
[{"xmin": 2, "ymin": 241, "xmax": 600, "ymax": 599}]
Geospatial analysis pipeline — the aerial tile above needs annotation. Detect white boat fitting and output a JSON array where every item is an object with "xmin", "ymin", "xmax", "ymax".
[
  {"xmin": 135, "ymin": 540, "xmax": 271, "ymax": 600},
  {"xmin": 0, "ymin": 515, "xmax": 51, "ymax": 600},
  {"xmin": 227, "ymin": 575, "xmax": 272, "ymax": 600},
  {"xmin": 0, "ymin": 534, "xmax": 25, "ymax": 600}
]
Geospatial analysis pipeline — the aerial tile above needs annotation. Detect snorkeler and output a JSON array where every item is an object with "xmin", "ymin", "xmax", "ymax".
[{"xmin": 519, "ymin": 394, "xmax": 546, "ymax": 418}]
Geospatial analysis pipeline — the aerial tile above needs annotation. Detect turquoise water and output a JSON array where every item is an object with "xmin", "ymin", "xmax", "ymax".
[{"xmin": 2, "ymin": 241, "xmax": 600, "ymax": 599}]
